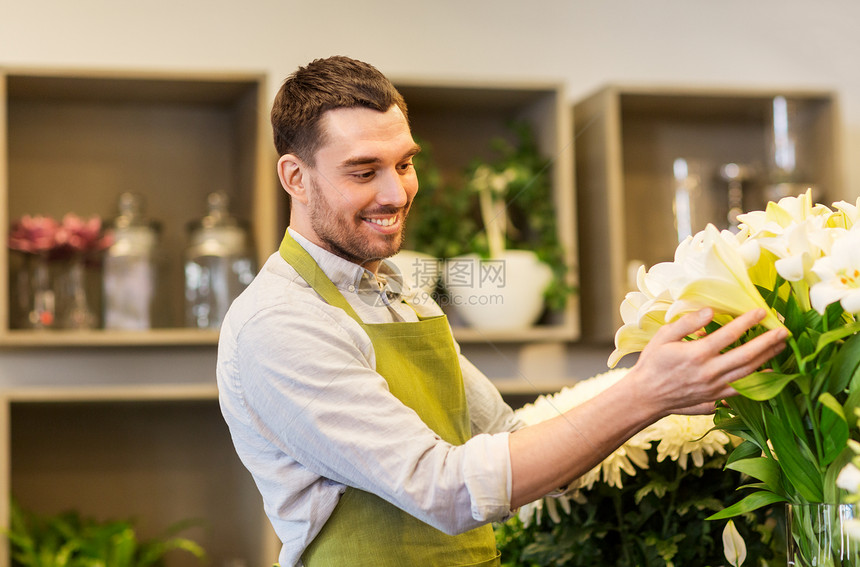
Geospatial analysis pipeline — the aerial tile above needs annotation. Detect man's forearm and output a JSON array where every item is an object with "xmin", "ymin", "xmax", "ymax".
[{"xmin": 508, "ymin": 375, "xmax": 654, "ymax": 508}]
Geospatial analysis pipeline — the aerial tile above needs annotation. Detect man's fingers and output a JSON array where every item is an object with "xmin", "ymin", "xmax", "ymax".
[
  {"xmin": 700, "ymin": 308, "xmax": 768, "ymax": 352},
  {"xmin": 710, "ymin": 327, "xmax": 788, "ymax": 381},
  {"xmin": 654, "ymin": 308, "xmax": 715, "ymax": 344}
]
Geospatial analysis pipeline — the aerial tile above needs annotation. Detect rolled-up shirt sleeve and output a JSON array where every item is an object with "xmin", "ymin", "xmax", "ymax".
[{"xmin": 231, "ymin": 293, "xmax": 515, "ymax": 535}]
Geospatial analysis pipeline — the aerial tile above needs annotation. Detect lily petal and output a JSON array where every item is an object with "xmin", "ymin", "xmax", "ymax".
[{"xmin": 723, "ymin": 519, "xmax": 747, "ymax": 567}]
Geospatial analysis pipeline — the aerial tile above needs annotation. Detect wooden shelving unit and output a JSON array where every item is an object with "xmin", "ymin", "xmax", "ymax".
[
  {"xmin": 0, "ymin": 68, "xmax": 279, "ymax": 567},
  {"xmin": 0, "ymin": 384, "xmax": 280, "ymax": 567},
  {"xmin": 1, "ymin": 68, "xmax": 279, "ymax": 345}
]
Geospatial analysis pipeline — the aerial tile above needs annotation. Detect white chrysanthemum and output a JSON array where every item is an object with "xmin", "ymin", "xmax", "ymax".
[
  {"xmin": 644, "ymin": 413, "xmax": 731, "ymax": 470},
  {"xmin": 594, "ymin": 429, "xmax": 652, "ymax": 488},
  {"xmin": 514, "ymin": 368, "xmax": 648, "ymax": 526},
  {"xmin": 515, "ymin": 368, "xmax": 631, "ymax": 427}
]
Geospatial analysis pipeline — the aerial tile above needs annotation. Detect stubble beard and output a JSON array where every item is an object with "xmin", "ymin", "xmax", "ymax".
[{"xmin": 308, "ymin": 177, "xmax": 409, "ymax": 268}]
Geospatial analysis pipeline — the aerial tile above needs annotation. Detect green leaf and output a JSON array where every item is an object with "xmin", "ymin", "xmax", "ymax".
[
  {"xmin": 707, "ymin": 490, "xmax": 787, "ymax": 520},
  {"xmin": 825, "ymin": 300, "xmax": 847, "ymax": 330},
  {"xmin": 832, "ymin": 332, "xmax": 860, "ymax": 394},
  {"xmin": 725, "ymin": 395, "xmax": 768, "ymax": 450},
  {"xmin": 715, "ymin": 415, "xmax": 756, "ymax": 435},
  {"xmin": 765, "ymin": 403, "xmax": 824, "ymax": 501},
  {"xmin": 818, "ymin": 392, "xmax": 849, "ymax": 467},
  {"xmin": 774, "ymin": 389, "xmax": 810, "ymax": 460},
  {"xmin": 726, "ymin": 457, "xmax": 782, "ymax": 491},
  {"xmin": 810, "ymin": 363, "xmax": 833, "ymax": 400},
  {"xmin": 824, "ymin": 446, "xmax": 855, "ymax": 504},
  {"xmin": 802, "ymin": 321, "xmax": 860, "ymax": 368},
  {"xmin": 783, "ymin": 291, "xmax": 806, "ymax": 339},
  {"xmin": 726, "ymin": 440, "xmax": 764, "ymax": 466},
  {"xmin": 732, "ymin": 371, "xmax": 799, "ymax": 401}
]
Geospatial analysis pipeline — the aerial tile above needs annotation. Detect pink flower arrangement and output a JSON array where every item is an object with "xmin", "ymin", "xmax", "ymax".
[{"xmin": 8, "ymin": 214, "xmax": 113, "ymax": 258}]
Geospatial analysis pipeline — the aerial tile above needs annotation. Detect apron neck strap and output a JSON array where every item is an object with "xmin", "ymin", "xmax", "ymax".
[{"xmin": 279, "ymin": 230, "xmax": 363, "ymax": 324}]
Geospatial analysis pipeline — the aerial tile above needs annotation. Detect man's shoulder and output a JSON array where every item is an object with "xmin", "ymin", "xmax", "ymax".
[
  {"xmin": 229, "ymin": 253, "xmax": 330, "ymax": 320},
  {"xmin": 223, "ymin": 252, "xmax": 363, "ymax": 341}
]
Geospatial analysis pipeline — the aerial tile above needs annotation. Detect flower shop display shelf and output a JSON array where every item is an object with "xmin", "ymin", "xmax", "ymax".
[
  {"xmin": 0, "ymin": 68, "xmax": 278, "ymax": 347},
  {"xmin": 574, "ymin": 85, "xmax": 840, "ymax": 342},
  {"xmin": 0, "ymin": 383, "xmax": 281, "ymax": 567},
  {"xmin": 390, "ymin": 78, "xmax": 580, "ymax": 342}
]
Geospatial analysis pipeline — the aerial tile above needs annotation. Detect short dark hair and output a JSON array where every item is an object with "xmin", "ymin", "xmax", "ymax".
[{"xmin": 271, "ymin": 56, "xmax": 409, "ymax": 165}]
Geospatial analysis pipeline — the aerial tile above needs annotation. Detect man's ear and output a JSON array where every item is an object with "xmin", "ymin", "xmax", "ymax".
[{"xmin": 277, "ymin": 154, "xmax": 310, "ymax": 205}]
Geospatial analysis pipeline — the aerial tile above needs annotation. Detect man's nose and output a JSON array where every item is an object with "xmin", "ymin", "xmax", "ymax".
[{"xmin": 376, "ymin": 170, "xmax": 409, "ymax": 207}]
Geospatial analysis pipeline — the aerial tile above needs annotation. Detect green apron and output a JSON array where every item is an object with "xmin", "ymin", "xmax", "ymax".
[{"xmin": 279, "ymin": 233, "xmax": 501, "ymax": 567}]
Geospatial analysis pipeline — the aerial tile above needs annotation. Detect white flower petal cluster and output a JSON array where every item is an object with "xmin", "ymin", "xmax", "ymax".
[
  {"xmin": 810, "ymin": 226, "xmax": 860, "ymax": 314},
  {"xmin": 646, "ymin": 413, "xmax": 731, "ymax": 470},
  {"xmin": 837, "ymin": 462, "xmax": 860, "ymax": 494},
  {"xmin": 515, "ymin": 368, "xmax": 732, "ymax": 526},
  {"xmin": 838, "ymin": 439, "xmax": 860, "ymax": 542},
  {"xmin": 723, "ymin": 519, "xmax": 748, "ymax": 567},
  {"xmin": 610, "ymin": 190, "xmax": 860, "ymax": 365}
]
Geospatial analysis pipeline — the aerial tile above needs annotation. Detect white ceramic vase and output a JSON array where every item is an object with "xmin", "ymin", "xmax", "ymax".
[
  {"xmin": 387, "ymin": 250, "xmax": 442, "ymax": 295},
  {"xmin": 442, "ymin": 249, "xmax": 552, "ymax": 330}
]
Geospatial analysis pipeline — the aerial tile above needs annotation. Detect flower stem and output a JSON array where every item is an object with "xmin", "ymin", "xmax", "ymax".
[
  {"xmin": 788, "ymin": 336, "xmax": 805, "ymax": 375},
  {"xmin": 662, "ymin": 467, "xmax": 681, "ymax": 540},
  {"xmin": 613, "ymin": 489, "xmax": 633, "ymax": 566},
  {"xmin": 803, "ymin": 392, "xmax": 825, "ymax": 467}
]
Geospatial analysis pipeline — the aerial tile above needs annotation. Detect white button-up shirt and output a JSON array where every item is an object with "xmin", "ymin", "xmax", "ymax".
[{"xmin": 216, "ymin": 229, "xmax": 522, "ymax": 567}]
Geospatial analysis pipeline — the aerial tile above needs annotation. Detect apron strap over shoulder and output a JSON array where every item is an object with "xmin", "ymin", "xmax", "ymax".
[{"xmin": 279, "ymin": 231, "xmax": 363, "ymax": 324}]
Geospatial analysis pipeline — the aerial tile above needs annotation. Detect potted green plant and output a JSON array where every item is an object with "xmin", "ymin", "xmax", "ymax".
[
  {"xmin": 401, "ymin": 123, "xmax": 574, "ymax": 329},
  {"xmin": 5, "ymin": 501, "xmax": 206, "ymax": 567}
]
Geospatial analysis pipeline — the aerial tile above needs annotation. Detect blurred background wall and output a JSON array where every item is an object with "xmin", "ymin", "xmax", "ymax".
[
  {"xmin": 0, "ymin": 0, "xmax": 856, "ymax": 387},
  {"xmin": 1, "ymin": 0, "xmax": 857, "ymax": 204}
]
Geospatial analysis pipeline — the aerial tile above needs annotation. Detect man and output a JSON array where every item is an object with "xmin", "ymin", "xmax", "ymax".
[{"xmin": 216, "ymin": 56, "xmax": 788, "ymax": 567}]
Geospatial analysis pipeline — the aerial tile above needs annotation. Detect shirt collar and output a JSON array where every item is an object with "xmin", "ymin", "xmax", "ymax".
[{"xmin": 287, "ymin": 228, "xmax": 407, "ymax": 304}]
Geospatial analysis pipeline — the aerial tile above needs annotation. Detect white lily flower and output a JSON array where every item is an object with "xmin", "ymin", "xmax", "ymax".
[
  {"xmin": 665, "ymin": 225, "xmax": 784, "ymax": 330},
  {"xmin": 774, "ymin": 189, "xmax": 832, "ymax": 221},
  {"xmin": 837, "ymin": 462, "xmax": 860, "ymax": 493},
  {"xmin": 609, "ymin": 265, "xmax": 678, "ymax": 367},
  {"xmin": 810, "ymin": 227, "xmax": 860, "ymax": 314},
  {"xmin": 831, "ymin": 198, "xmax": 860, "ymax": 229},
  {"xmin": 760, "ymin": 223, "xmax": 816, "ymax": 282},
  {"xmin": 722, "ymin": 519, "xmax": 747, "ymax": 567},
  {"xmin": 737, "ymin": 188, "xmax": 831, "ymax": 236}
]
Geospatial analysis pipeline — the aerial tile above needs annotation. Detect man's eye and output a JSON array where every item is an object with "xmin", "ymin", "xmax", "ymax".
[
  {"xmin": 398, "ymin": 162, "xmax": 414, "ymax": 172},
  {"xmin": 354, "ymin": 170, "xmax": 375, "ymax": 179}
]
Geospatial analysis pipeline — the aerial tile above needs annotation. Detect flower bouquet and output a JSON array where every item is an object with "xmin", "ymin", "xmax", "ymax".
[
  {"xmin": 609, "ymin": 190, "xmax": 860, "ymax": 566},
  {"xmin": 495, "ymin": 368, "xmax": 780, "ymax": 566},
  {"xmin": 8, "ymin": 213, "xmax": 112, "ymax": 329}
]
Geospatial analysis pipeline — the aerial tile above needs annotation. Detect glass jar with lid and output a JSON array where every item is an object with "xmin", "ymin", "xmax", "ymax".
[
  {"xmin": 184, "ymin": 192, "xmax": 255, "ymax": 329},
  {"xmin": 102, "ymin": 192, "xmax": 162, "ymax": 330}
]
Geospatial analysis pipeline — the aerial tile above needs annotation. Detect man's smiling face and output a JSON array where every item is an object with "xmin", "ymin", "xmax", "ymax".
[{"xmin": 302, "ymin": 105, "xmax": 420, "ymax": 271}]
